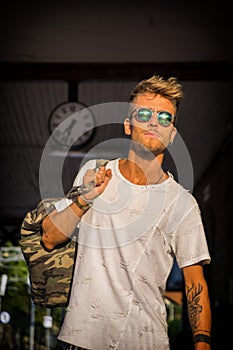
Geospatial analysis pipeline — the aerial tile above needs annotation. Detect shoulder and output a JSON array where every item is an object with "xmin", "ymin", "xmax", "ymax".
[
  {"xmin": 167, "ymin": 178, "xmax": 201, "ymax": 226},
  {"xmin": 168, "ymin": 176, "xmax": 197, "ymax": 206}
]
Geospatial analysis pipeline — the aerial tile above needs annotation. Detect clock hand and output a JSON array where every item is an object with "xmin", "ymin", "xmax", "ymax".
[{"xmin": 60, "ymin": 119, "xmax": 77, "ymax": 144}]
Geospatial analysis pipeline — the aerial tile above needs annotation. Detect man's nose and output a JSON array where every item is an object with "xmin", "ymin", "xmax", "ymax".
[{"xmin": 148, "ymin": 115, "xmax": 158, "ymax": 127}]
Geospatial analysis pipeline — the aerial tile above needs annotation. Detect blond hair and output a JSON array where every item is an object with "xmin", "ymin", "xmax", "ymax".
[{"xmin": 129, "ymin": 74, "xmax": 184, "ymax": 113}]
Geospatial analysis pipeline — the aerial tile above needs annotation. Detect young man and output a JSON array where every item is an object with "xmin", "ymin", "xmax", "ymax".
[{"xmin": 42, "ymin": 75, "xmax": 212, "ymax": 350}]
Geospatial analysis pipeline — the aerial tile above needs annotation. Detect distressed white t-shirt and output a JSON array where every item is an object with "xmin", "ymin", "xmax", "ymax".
[{"xmin": 56, "ymin": 158, "xmax": 211, "ymax": 350}]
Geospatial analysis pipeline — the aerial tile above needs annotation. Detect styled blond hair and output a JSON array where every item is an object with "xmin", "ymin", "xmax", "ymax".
[{"xmin": 129, "ymin": 74, "xmax": 184, "ymax": 113}]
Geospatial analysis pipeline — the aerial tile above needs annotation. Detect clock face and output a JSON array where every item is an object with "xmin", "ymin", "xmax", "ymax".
[{"xmin": 48, "ymin": 101, "xmax": 95, "ymax": 148}]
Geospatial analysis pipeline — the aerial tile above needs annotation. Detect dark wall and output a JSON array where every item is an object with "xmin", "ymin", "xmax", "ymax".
[{"xmin": 194, "ymin": 136, "xmax": 233, "ymax": 350}]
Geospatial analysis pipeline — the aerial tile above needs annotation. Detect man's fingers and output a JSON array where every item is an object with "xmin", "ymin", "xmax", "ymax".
[
  {"xmin": 81, "ymin": 167, "xmax": 112, "ymax": 199},
  {"xmin": 106, "ymin": 169, "xmax": 112, "ymax": 178},
  {"xmin": 95, "ymin": 166, "xmax": 111, "ymax": 186},
  {"xmin": 94, "ymin": 169, "xmax": 112, "ymax": 195},
  {"xmin": 95, "ymin": 167, "xmax": 105, "ymax": 185}
]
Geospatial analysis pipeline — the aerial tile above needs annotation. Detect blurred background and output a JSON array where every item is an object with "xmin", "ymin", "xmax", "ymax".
[{"xmin": 0, "ymin": 0, "xmax": 232, "ymax": 349}]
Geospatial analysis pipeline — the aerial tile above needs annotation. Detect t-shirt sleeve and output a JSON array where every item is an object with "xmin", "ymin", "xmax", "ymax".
[{"xmin": 169, "ymin": 193, "xmax": 211, "ymax": 268}]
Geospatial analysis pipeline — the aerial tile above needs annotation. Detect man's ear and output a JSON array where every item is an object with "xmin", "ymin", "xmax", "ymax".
[
  {"xmin": 170, "ymin": 126, "xmax": 177, "ymax": 144},
  {"xmin": 124, "ymin": 117, "xmax": 131, "ymax": 135}
]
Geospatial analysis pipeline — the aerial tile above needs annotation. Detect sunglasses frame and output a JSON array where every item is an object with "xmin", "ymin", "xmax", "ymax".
[{"xmin": 132, "ymin": 107, "xmax": 176, "ymax": 127}]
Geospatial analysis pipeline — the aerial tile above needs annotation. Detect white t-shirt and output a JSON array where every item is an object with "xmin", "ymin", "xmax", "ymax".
[{"xmin": 57, "ymin": 158, "xmax": 211, "ymax": 350}]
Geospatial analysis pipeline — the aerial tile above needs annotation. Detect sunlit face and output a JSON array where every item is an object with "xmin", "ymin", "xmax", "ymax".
[{"xmin": 124, "ymin": 93, "xmax": 177, "ymax": 154}]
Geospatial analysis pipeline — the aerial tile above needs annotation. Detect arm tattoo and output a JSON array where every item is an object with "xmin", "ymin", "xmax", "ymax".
[{"xmin": 186, "ymin": 282, "xmax": 203, "ymax": 331}]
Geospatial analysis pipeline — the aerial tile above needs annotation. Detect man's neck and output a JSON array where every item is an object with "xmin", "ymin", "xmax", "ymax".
[{"xmin": 119, "ymin": 152, "xmax": 165, "ymax": 185}]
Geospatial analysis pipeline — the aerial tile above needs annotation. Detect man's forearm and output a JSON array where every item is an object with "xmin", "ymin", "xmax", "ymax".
[
  {"xmin": 41, "ymin": 196, "xmax": 90, "ymax": 250},
  {"xmin": 186, "ymin": 280, "xmax": 211, "ymax": 349}
]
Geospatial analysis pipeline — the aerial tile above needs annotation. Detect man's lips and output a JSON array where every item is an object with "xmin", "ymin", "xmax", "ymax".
[{"xmin": 144, "ymin": 131, "xmax": 160, "ymax": 138}]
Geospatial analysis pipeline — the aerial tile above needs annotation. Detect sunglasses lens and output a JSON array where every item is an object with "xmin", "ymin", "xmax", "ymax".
[
  {"xmin": 157, "ymin": 111, "xmax": 173, "ymax": 126},
  {"xmin": 134, "ymin": 108, "xmax": 174, "ymax": 126},
  {"xmin": 137, "ymin": 108, "xmax": 152, "ymax": 122}
]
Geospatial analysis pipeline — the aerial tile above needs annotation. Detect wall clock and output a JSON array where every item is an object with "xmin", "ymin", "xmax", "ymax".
[{"xmin": 48, "ymin": 101, "xmax": 95, "ymax": 149}]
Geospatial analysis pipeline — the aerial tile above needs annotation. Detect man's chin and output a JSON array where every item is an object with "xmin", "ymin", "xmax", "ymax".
[{"xmin": 137, "ymin": 143, "xmax": 165, "ymax": 158}]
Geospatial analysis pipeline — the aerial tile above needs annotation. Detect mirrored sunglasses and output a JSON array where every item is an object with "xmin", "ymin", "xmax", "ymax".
[{"xmin": 132, "ymin": 107, "xmax": 175, "ymax": 127}]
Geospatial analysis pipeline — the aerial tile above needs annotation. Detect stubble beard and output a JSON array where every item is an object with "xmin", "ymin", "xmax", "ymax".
[{"xmin": 130, "ymin": 137, "xmax": 166, "ymax": 160}]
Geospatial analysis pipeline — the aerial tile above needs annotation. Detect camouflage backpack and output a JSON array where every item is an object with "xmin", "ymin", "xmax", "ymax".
[
  {"xmin": 20, "ymin": 159, "xmax": 109, "ymax": 308},
  {"xmin": 20, "ymin": 189, "xmax": 79, "ymax": 308}
]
